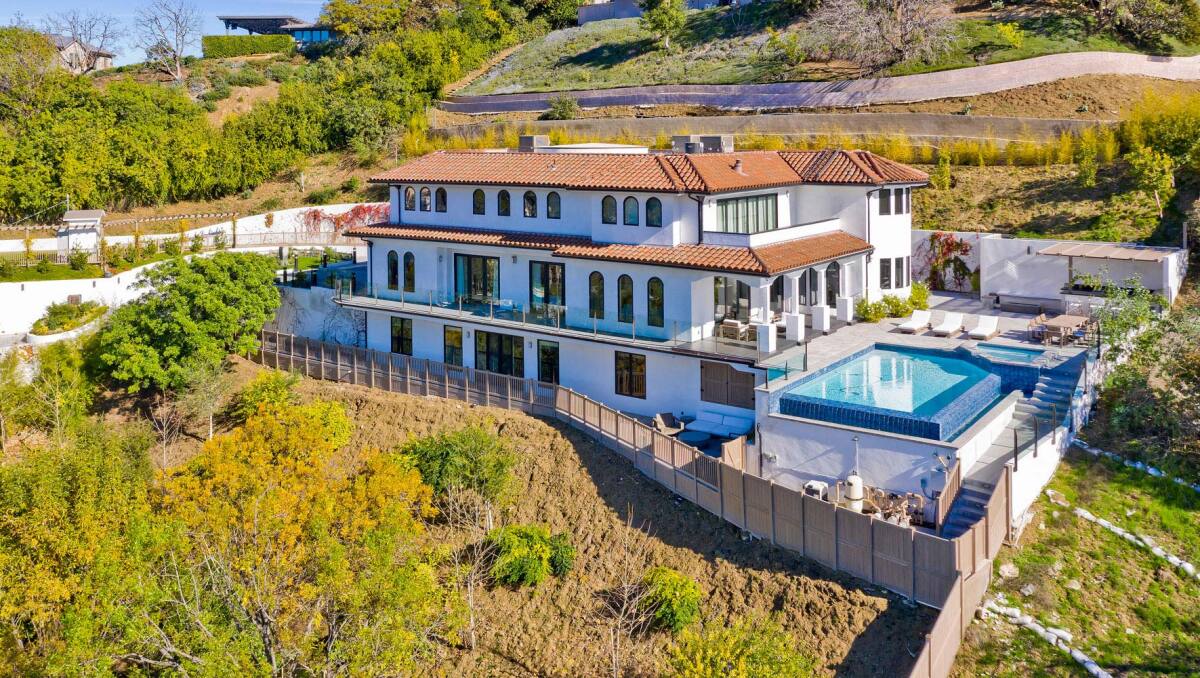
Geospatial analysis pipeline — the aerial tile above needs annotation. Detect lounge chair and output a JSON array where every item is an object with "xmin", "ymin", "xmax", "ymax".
[
  {"xmin": 967, "ymin": 315, "xmax": 1000, "ymax": 340},
  {"xmin": 930, "ymin": 312, "xmax": 964, "ymax": 337},
  {"xmin": 653, "ymin": 412, "xmax": 684, "ymax": 436},
  {"xmin": 896, "ymin": 309, "xmax": 932, "ymax": 333}
]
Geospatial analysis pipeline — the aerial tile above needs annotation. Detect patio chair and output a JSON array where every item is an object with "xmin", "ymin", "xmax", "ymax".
[
  {"xmin": 896, "ymin": 309, "xmax": 932, "ymax": 333},
  {"xmin": 930, "ymin": 312, "xmax": 965, "ymax": 337},
  {"xmin": 1044, "ymin": 325, "xmax": 1070, "ymax": 347},
  {"xmin": 967, "ymin": 315, "xmax": 1000, "ymax": 340},
  {"xmin": 719, "ymin": 318, "xmax": 747, "ymax": 341},
  {"xmin": 652, "ymin": 412, "xmax": 684, "ymax": 436},
  {"xmin": 1027, "ymin": 314, "xmax": 1046, "ymax": 342}
]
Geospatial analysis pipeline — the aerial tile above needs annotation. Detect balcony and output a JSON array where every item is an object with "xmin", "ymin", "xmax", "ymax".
[{"xmin": 331, "ymin": 284, "xmax": 806, "ymax": 366}]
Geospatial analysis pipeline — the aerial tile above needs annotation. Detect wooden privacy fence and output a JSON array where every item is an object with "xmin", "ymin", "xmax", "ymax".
[{"xmin": 255, "ymin": 331, "xmax": 1012, "ymax": 678}]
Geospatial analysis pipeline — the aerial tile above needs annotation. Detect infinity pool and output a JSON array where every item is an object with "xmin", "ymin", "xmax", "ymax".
[
  {"xmin": 974, "ymin": 343, "xmax": 1046, "ymax": 365},
  {"xmin": 777, "ymin": 346, "xmax": 1003, "ymax": 441}
]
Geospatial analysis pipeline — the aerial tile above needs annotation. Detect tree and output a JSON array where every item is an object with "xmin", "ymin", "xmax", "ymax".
[
  {"xmin": 160, "ymin": 400, "xmax": 457, "ymax": 675},
  {"xmin": 0, "ymin": 26, "xmax": 59, "ymax": 118},
  {"xmin": 401, "ymin": 425, "xmax": 516, "ymax": 528},
  {"xmin": 664, "ymin": 615, "xmax": 817, "ymax": 678},
  {"xmin": 593, "ymin": 513, "xmax": 655, "ymax": 678},
  {"xmin": 639, "ymin": 0, "xmax": 687, "ymax": 49},
  {"xmin": 43, "ymin": 9, "xmax": 123, "ymax": 73},
  {"xmin": 1126, "ymin": 145, "xmax": 1176, "ymax": 218},
  {"xmin": 94, "ymin": 253, "xmax": 281, "ymax": 393},
  {"xmin": 806, "ymin": 0, "xmax": 958, "ymax": 72},
  {"xmin": 1072, "ymin": 0, "xmax": 1200, "ymax": 47},
  {"xmin": 0, "ymin": 351, "xmax": 32, "ymax": 451},
  {"xmin": 30, "ymin": 341, "xmax": 92, "ymax": 445},
  {"xmin": 134, "ymin": 0, "xmax": 200, "ymax": 82},
  {"xmin": 321, "ymin": 0, "xmax": 440, "ymax": 35}
]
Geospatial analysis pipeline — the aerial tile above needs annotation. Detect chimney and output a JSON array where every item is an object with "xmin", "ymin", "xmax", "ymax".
[{"xmin": 518, "ymin": 135, "xmax": 551, "ymax": 152}]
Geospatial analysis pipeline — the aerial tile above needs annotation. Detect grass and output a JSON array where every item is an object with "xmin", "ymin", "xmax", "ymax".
[
  {"xmin": 0, "ymin": 262, "xmax": 104, "ymax": 282},
  {"xmin": 955, "ymin": 452, "xmax": 1200, "ymax": 676}
]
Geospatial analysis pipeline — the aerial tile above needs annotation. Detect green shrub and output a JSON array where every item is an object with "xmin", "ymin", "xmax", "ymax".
[
  {"xmin": 306, "ymin": 186, "xmax": 340, "ymax": 205},
  {"xmin": 340, "ymin": 176, "xmax": 361, "ymax": 194},
  {"xmin": 258, "ymin": 197, "xmax": 283, "ymax": 212},
  {"xmin": 227, "ymin": 68, "xmax": 267, "ymax": 88},
  {"xmin": 855, "ymin": 298, "xmax": 887, "ymax": 323},
  {"xmin": 189, "ymin": 234, "xmax": 204, "ymax": 253},
  {"xmin": 265, "ymin": 62, "xmax": 295, "ymax": 82},
  {"xmin": 233, "ymin": 369, "xmax": 299, "ymax": 421},
  {"xmin": 665, "ymin": 615, "xmax": 817, "ymax": 678},
  {"xmin": 909, "ymin": 281, "xmax": 930, "ymax": 310},
  {"xmin": 201, "ymin": 35, "xmax": 295, "ymax": 59},
  {"xmin": 642, "ymin": 567, "xmax": 701, "ymax": 634},
  {"xmin": 67, "ymin": 248, "xmax": 89, "ymax": 271},
  {"xmin": 163, "ymin": 239, "xmax": 181, "ymax": 256},
  {"xmin": 213, "ymin": 231, "xmax": 228, "ymax": 250},
  {"xmin": 35, "ymin": 258, "xmax": 51, "ymax": 273},
  {"xmin": 402, "ymin": 425, "xmax": 516, "ymax": 503},
  {"xmin": 31, "ymin": 301, "xmax": 106, "ymax": 335},
  {"xmin": 881, "ymin": 294, "xmax": 913, "ymax": 318},
  {"xmin": 539, "ymin": 95, "xmax": 580, "ymax": 121},
  {"xmin": 487, "ymin": 524, "xmax": 575, "ymax": 587},
  {"xmin": 200, "ymin": 82, "xmax": 232, "ymax": 102},
  {"xmin": 0, "ymin": 258, "xmax": 12, "ymax": 278},
  {"xmin": 142, "ymin": 239, "xmax": 158, "ymax": 256}
]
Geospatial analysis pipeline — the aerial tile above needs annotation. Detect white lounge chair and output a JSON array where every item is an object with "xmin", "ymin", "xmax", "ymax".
[
  {"xmin": 896, "ymin": 310, "xmax": 932, "ymax": 333},
  {"xmin": 930, "ymin": 312, "xmax": 965, "ymax": 337},
  {"xmin": 967, "ymin": 315, "xmax": 1000, "ymax": 340}
]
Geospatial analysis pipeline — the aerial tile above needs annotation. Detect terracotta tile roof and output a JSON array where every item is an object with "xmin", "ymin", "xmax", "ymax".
[
  {"xmin": 370, "ymin": 149, "xmax": 927, "ymax": 193},
  {"xmin": 346, "ymin": 223, "xmax": 872, "ymax": 276}
]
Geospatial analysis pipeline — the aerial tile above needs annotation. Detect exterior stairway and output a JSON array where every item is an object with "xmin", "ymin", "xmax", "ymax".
[{"xmin": 939, "ymin": 369, "xmax": 1077, "ymax": 539}]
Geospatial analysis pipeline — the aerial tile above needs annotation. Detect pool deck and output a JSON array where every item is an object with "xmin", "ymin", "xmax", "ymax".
[{"xmin": 764, "ymin": 292, "xmax": 1088, "ymax": 388}]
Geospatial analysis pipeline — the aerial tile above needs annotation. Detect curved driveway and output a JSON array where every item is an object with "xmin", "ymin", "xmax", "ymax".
[{"xmin": 441, "ymin": 51, "xmax": 1200, "ymax": 113}]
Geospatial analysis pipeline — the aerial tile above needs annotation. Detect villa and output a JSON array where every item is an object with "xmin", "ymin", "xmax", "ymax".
[{"xmin": 321, "ymin": 136, "xmax": 1185, "ymax": 536}]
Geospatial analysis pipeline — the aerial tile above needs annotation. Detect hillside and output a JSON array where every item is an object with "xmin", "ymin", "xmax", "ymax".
[{"xmin": 457, "ymin": 1, "xmax": 1200, "ymax": 96}]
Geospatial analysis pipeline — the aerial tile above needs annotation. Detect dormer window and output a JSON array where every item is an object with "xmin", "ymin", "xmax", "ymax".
[
  {"xmin": 547, "ymin": 192, "xmax": 561, "ymax": 219},
  {"xmin": 404, "ymin": 187, "xmax": 416, "ymax": 211},
  {"xmin": 435, "ymin": 188, "xmax": 447, "ymax": 212},
  {"xmin": 498, "ymin": 190, "xmax": 511, "ymax": 216},
  {"xmin": 623, "ymin": 197, "xmax": 638, "ymax": 226},
  {"xmin": 601, "ymin": 195, "xmax": 617, "ymax": 224},
  {"xmin": 472, "ymin": 189, "xmax": 485, "ymax": 215},
  {"xmin": 646, "ymin": 198, "xmax": 662, "ymax": 228},
  {"xmin": 523, "ymin": 191, "xmax": 537, "ymax": 218},
  {"xmin": 419, "ymin": 187, "xmax": 431, "ymax": 212}
]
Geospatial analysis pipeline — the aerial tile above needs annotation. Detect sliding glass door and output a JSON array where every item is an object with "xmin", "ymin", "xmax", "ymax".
[
  {"xmin": 529, "ymin": 261, "xmax": 565, "ymax": 311},
  {"xmin": 454, "ymin": 254, "xmax": 500, "ymax": 304},
  {"xmin": 474, "ymin": 330, "xmax": 524, "ymax": 377}
]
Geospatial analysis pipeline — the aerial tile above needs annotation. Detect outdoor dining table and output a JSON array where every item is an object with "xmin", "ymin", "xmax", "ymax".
[{"xmin": 1042, "ymin": 314, "xmax": 1089, "ymax": 331}]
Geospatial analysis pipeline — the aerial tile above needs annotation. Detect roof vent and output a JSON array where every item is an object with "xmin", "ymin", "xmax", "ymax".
[{"xmin": 732, "ymin": 159, "xmax": 745, "ymax": 175}]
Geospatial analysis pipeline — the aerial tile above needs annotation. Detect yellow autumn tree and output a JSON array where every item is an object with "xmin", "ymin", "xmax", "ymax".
[{"xmin": 160, "ymin": 399, "xmax": 460, "ymax": 676}]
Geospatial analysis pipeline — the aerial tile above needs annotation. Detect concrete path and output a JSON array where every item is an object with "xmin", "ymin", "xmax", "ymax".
[
  {"xmin": 440, "ymin": 51, "xmax": 1200, "ymax": 114},
  {"xmin": 433, "ymin": 111, "xmax": 1102, "ymax": 143}
]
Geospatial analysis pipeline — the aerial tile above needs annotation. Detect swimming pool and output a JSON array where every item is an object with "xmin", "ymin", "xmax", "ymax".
[
  {"xmin": 776, "ymin": 346, "xmax": 1003, "ymax": 441},
  {"xmin": 974, "ymin": 343, "xmax": 1046, "ymax": 365}
]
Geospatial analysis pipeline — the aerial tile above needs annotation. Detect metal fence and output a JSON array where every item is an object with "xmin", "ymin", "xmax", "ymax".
[{"xmin": 254, "ymin": 330, "xmax": 1014, "ymax": 678}]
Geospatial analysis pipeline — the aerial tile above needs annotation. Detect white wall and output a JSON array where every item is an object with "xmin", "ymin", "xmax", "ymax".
[{"xmin": 0, "ymin": 263, "xmax": 155, "ymax": 334}]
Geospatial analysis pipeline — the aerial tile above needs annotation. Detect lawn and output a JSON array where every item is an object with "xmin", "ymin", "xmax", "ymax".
[
  {"xmin": 458, "ymin": 4, "xmax": 1200, "ymax": 95},
  {"xmin": 954, "ymin": 452, "xmax": 1200, "ymax": 676}
]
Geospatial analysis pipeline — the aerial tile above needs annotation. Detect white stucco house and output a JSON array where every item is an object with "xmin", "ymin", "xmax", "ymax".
[{"xmin": 337, "ymin": 136, "xmax": 927, "ymax": 421}]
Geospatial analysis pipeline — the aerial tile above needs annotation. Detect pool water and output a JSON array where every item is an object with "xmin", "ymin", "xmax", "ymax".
[
  {"xmin": 974, "ymin": 343, "xmax": 1046, "ymax": 365},
  {"xmin": 777, "ymin": 346, "xmax": 1004, "ymax": 441}
]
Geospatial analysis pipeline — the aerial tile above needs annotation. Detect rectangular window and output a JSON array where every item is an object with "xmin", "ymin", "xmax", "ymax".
[
  {"xmin": 879, "ymin": 189, "xmax": 892, "ymax": 216},
  {"xmin": 713, "ymin": 194, "xmax": 778, "ymax": 234},
  {"xmin": 894, "ymin": 188, "xmax": 904, "ymax": 215},
  {"xmin": 904, "ymin": 256, "xmax": 911, "ymax": 287},
  {"xmin": 880, "ymin": 257, "xmax": 892, "ymax": 290},
  {"xmin": 529, "ymin": 261, "xmax": 565, "ymax": 310},
  {"xmin": 454, "ymin": 254, "xmax": 500, "ymax": 303},
  {"xmin": 894, "ymin": 258, "xmax": 904, "ymax": 288},
  {"xmin": 537, "ymin": 340, "xmax": 559, "ymax": 384},
  {"xmin": 614, "ymin": 351, "xmax": 646, "ymax": 399},
  {"xmin": 904, "ymin": 188, "xmax": 912, "ymax": 214},
  {"xmin": 444, "ymin": 326, "xmax": 463, "ymax": 366},
  {"xmin": 390, "ymin": 317, "xmax": 412, "ymax": 355},
  {"xmin": 474, "ymin": 330, "xmax": 523, "ymax": 378}
]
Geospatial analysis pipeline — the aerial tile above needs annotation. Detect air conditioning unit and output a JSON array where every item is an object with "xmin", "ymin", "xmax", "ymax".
[{"xmin": 803, "ymin": 480, "xmax": 829, "ymax": 501}]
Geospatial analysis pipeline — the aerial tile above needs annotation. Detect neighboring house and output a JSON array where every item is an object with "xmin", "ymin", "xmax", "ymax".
[
  {"xmin": 47, "ymin": 34, "xmax": 114, "ymax": 75},
  {"xmin": 338, "ymin": 136, "xmax": 925, "ymax": 420},
  {"xmin": 578, "ymin": 0, "xmax": 730, "ymax": 25},
  {"xmin": 216, "ymin": 16, "xmax": 334, "ymax": 48}
]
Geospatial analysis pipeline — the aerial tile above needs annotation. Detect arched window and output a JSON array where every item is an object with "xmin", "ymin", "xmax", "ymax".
[
  {"xmin": 623, "ymin": 197, "xmax": 638, "ymax": 226},
  {"xmin": 547, "ymin": 191, "xmax": 561, "ymax": 219},
  {"xmin": 589, "ymin": 271, "xmax": 604, "ymax": 319},
  {"xmin": 403, "ymin": 187, "xmax": 416, "ymax": 211},
  {"xmin": 618, "ymin": 274, "xmax": 633, "ymax": 324},
  {"xmin": 472, "ymin": 189, "xmax": 485, "ymax": 215},
  {"xmin": 825, "ymin": 261, "xmax": 841, "ymax": 307},
  {"xmin": 386, "ymin": 251, "xmax": 399, "ymax": 290},
  {"xmin": 646, "ymin": 197, "xmax": 662, "ymax": 228},
  {"xmin": 523, "ymin": 191, "xmax": 537, "ymax": 218},
  {"xmin": 498, "ymin": 190, "xmax": 511, "ymax": 216},
  {"xmin": 435, "ymin": 187, "xmax": 447, "ymax": 212},
  {"xmin": 403, "ymin": 252, "xmax": 415, "ymax": 293},
  {"xmin": 601, "ymin": 195, "xmax": 617, "ymax": 224},
  {"xmin": 647, "ymin": 277, "xmax": 664, "ymax": 328},
  {"xmin": 419, "ymin": 187, "xmax": 431, "ymax": 211}
]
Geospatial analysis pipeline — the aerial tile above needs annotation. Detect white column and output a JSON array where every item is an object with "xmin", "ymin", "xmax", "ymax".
[
  {"xmin": 749, "ymin": 279, "xmax": 771, "ymax": 323},
  {"xmin": 389, "ymin": 186, "xmax": 400, "ymax": 224},
  {"xmin": 812, "ymin": 265, "xmax": 831, "ymax": 333}
]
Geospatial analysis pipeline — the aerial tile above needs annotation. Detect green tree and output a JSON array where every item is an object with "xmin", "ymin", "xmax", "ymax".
[
  {"xmin": 402, "ymin": 425, "xmax": 517, "ymax": 518},
  {"xmin": 0, "ymin": 27, "xmax": 59, "ymax": 118},
  {"xmin": 639, "ymin": 0, "xmax": 687, "ymax": 49},
  {"xmin": 31, "ymin": 341, "xmax": 93, "ymax": 444},
  {"xmin": 1126, "ymin": 145, "xmax": 1176, "ymax": 218},
  {"xmin": 0, "ymin": 351, "xmax": 31, "ymax": 451},
  {"xmin": 94, "ymin": 253, "xmax": 280, "ymax": 393},
  {"xmin": 641, "ymin": 566, "xmax": 701, "ymax": 633},
  {"xmin": 665, "ymin": 615, "xmax": 817, "ymax": 678}
]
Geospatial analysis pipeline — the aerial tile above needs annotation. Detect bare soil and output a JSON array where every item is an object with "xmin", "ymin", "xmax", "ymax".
[{"xmin": 211, "ymin": 357, "xmax": 936, "ymax": 676}]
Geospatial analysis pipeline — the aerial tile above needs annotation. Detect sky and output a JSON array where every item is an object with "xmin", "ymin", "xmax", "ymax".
[{"xmin": 5, "ymin": 0, "xmax": 328, "ymax": 66}]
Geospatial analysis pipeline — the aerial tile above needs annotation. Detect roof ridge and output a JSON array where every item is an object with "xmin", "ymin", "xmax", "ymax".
[{"xmin": 841, "ymin": 150, "xmax": 883, "ymax": 184}]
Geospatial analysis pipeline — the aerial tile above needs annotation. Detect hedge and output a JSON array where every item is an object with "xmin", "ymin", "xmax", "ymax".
[{"xmin": 202, "ymin": 35, "xmax": 295, "ymax": 59}]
